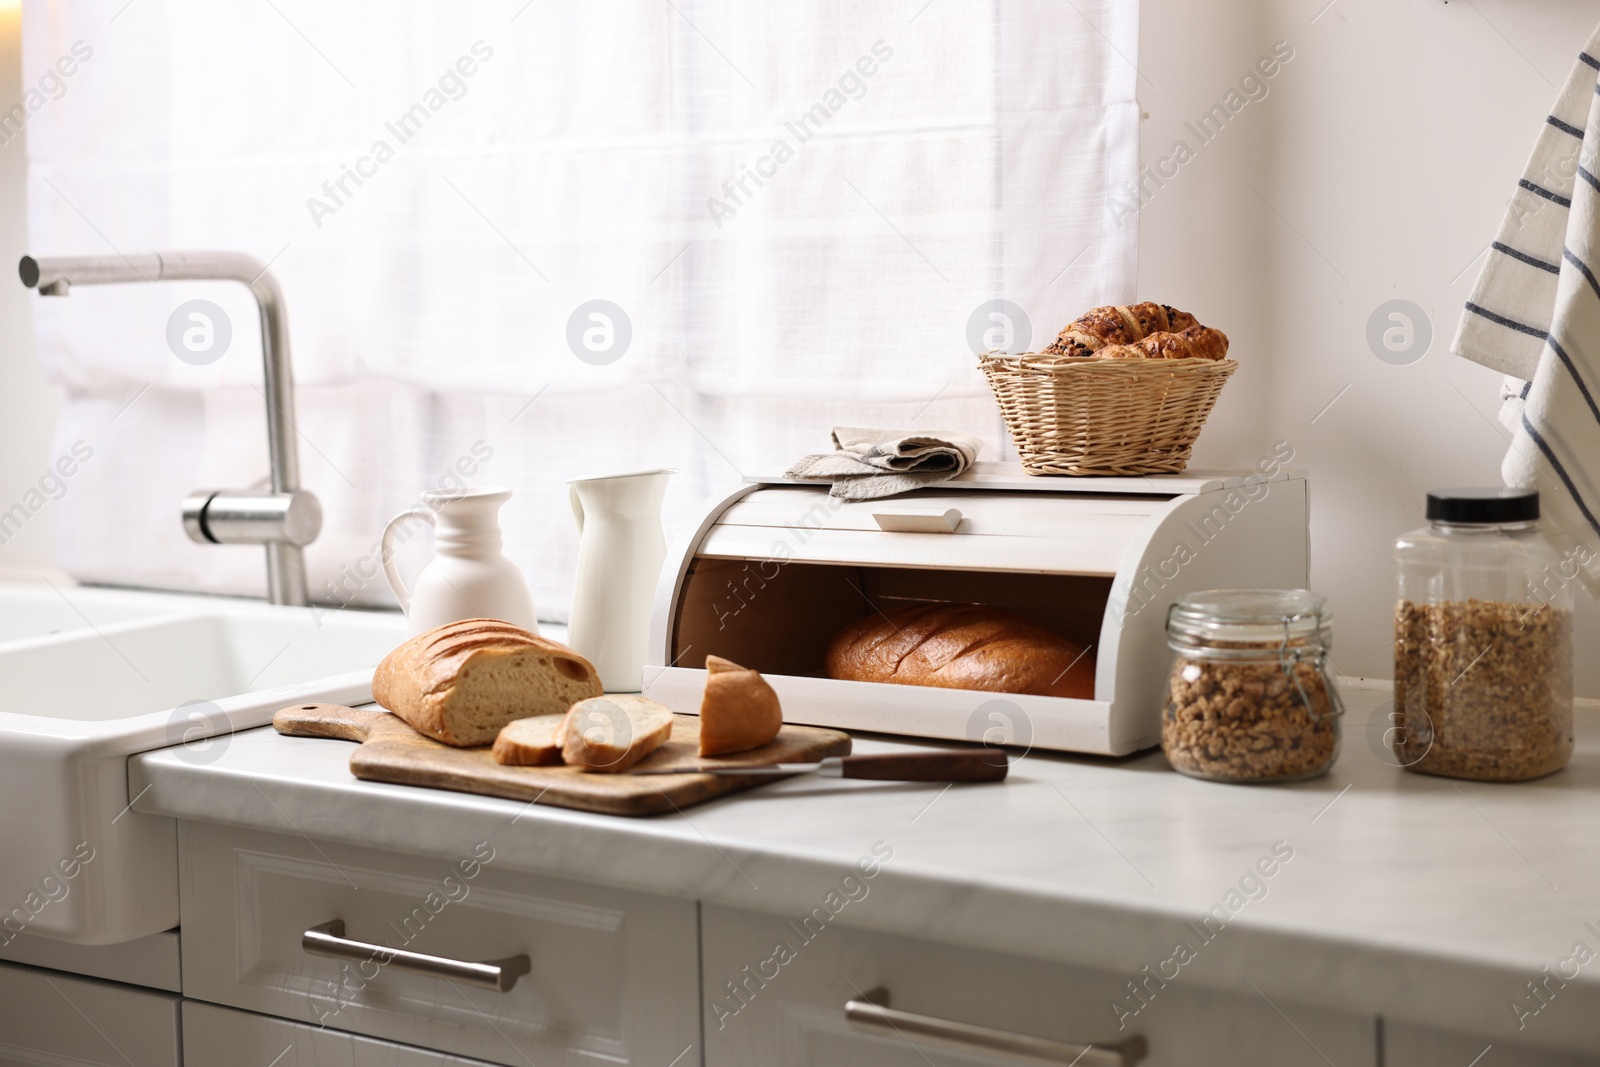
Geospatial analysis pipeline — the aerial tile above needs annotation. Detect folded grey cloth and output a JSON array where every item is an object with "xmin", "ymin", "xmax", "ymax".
[{"xmin": 784, "ymin": 427, "xmax": 983, "ymax": 500}]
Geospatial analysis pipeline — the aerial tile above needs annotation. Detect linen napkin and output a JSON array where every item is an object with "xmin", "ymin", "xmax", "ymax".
[
  {"xmin": 1452, "ymin": 22, "xmax": 1600, "ymax": 590},
  {"xmin": 785, "ymin": 427, "xmax": 982, "ymax": 500}
]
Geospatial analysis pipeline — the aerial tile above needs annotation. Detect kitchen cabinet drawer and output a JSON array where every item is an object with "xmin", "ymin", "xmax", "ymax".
[
  {"xmin": 178, "ymin": 822, "xmax": 699, "ymax": 1067},
  {"xmin": 184, "ymin": 1000, "xmax": 507, "ymax": 1066},
  {"xmin": 0, "ymin": 960, "xmax": 180, "ymax": 1066},
  {"xmin": 0, "ymin": 929, "xmax": 182, "ymax": 991},
  {"xmin": 1383, "ymin": 1019, "xmax": 1600, "ymax": 1066},
  {"xmin": 702, "ymin": 904, "xmax": 1376, "ymax": 1067}
]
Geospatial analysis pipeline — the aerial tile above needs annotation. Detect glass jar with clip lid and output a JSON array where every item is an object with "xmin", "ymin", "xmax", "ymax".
[{"xmin": 1162, "ymin": 589, "xmax": 1343, "ymax": 783}]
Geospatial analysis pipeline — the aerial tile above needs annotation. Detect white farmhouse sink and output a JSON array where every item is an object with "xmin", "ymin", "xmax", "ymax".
[
  {"xmin": 0, "ymin": 582, "xmax": 406, "ymax": 945},
  {"xmin": 0, "ymin": 581, "xmax": 209, "ymax": 643}
]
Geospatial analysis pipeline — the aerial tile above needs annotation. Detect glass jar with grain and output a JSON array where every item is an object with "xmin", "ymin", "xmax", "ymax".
[
  {"xmin": 1162, "ymin": 590, "xmax": 1342, "ymax": 783},
  {"xmin": 1393, "ymin": 488, "xmax": 1573, "ymax": 781}
]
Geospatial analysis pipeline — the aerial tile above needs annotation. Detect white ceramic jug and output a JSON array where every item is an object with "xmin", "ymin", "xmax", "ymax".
[
  {"xmin": 567, "ymin": 469, "xmax": 673, "ymax": 692},
  {"xmin": 381, "ymin": 486, "xmax": 538, "ymax": 637}
]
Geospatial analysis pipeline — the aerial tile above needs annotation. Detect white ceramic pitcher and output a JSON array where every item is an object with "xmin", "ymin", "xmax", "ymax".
[
  {"xmin": 567, "ymin": 469, "xmax": 673, "ymax": 692},
  {"xmin": 381, "ymin": 486, "xmax": 538, "ymax": 637}
]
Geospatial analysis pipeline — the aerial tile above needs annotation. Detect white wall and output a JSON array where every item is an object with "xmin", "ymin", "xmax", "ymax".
[
  {"xmin": 0, "ymin": 2, "xmax": 65, "ymax": 580},
  {"xmin": 1138, "ymin": 0, "xmax": 1600, "ymax": 695}
]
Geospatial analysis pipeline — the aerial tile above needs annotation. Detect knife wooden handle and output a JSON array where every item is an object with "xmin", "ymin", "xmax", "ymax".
[{"xmin": 834, "ymin": 750, "xmax": 1008, "ymax": 783}]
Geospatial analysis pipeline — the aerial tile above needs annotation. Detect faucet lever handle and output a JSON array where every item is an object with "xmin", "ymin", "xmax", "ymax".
[{"xmin": 183, "ymin": 489, "xmax": 321, "ymax": 547}]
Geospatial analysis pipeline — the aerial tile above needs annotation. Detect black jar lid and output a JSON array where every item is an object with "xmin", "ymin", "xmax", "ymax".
[{"xmin": 1425, "ymin": 487, "xmax": 1539, "ymax": 524}]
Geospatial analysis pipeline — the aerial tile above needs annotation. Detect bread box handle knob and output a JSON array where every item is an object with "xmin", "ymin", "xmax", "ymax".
[{"xmin": 870, "ymin": 507, "xmax": 963, "ymax": 534}]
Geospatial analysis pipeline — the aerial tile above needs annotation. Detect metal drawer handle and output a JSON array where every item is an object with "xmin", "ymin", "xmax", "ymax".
[
  {"xmin": 845, "ymin": 988, "xmax": 1146, "ymax": 1066},
  {"xmin": 302, "ymin": 920, "xmax": 530, "ymax": 993},
  {"xmin": 871, "ymin": 506, "xmax": 963, "ymax": 534}
]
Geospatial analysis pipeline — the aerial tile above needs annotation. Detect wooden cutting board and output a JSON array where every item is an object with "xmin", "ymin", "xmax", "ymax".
[{"xmin": 273, "ymin": 703, "xmax": 852, "ymax": 817}]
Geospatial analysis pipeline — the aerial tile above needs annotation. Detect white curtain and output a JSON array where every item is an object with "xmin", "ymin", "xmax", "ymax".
[{"xmin": 22, "ymin": 0, "xmax": 1138, "ymax": 617}]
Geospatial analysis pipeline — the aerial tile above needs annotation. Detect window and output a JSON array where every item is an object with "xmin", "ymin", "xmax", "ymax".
[{"xmin": 23, "ymin": 0, "xmax": 1138, "ymax": 614}]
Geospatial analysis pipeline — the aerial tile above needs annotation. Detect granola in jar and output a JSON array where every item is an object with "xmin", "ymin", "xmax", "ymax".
[
  {"xmin": 1162, "ymin": 590, "xmax": 1342, "ymax": 783},
  {"xmin": 1393, "ymin": 599, "xmax": 1572, "ymax": 781}
]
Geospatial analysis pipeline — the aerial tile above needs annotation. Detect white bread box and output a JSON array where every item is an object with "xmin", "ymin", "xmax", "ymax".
[{"xmin": 644, "ymin": 461, "xmax": 1308, "ymax": 756}]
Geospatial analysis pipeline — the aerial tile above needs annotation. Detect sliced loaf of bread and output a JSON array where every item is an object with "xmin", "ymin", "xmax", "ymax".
[
  {"xmin": 373, "ymin": 619, "xmax": 601, "ymax": 747},
  {"xmin": 491, "ymin": 714, "xmax": 567, "ymax": 765}
]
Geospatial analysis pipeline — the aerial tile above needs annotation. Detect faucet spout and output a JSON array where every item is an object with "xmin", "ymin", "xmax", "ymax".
[{"xmin": 20, "ymin": 251, "xmax": 318, "ymax": 606}]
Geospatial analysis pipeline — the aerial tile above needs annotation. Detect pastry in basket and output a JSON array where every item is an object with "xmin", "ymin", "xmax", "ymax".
[
  {"xmin": 1043, "ymin": 302, "xmax": 1199, "ymax": 356},
  {"xmin": 979, "ymin": 300, "xmax": 1235, "ymax": 475},
  {"xmin": 1100, "ymin": 324, "xmax": 1229, "ymax": 361}
]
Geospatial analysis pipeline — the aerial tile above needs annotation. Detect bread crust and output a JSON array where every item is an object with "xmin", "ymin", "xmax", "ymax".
[
  {"xmin": 824, "ymin": 603, "xmax": 1095, "ymax": 700},
  {"xmin": 372, "ymin": 619, "xmax": 601, "ymax": 747},
  {"xmin": 698, "ymin": 655, "xmax": 783, "ymax": 757}
]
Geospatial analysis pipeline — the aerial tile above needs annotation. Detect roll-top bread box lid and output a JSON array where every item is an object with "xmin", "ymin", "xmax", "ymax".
[{"xmin": 646, "ymin": 462, "xmax": 1309, "ymax": 756}]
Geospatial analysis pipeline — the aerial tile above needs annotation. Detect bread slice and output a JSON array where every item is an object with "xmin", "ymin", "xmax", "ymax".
[
  {"xmin": 698, "ymin": 655, "xmax": 783, "ymax": 757},
  {"xmin": 372, "ymin": 619, "xmax": 602, "ymax": 747},
  {"xmin": 561, "ymin": 695, "xmax": 675, "ymax": 773},
  {"xmin": 491, "ymin": 714, "xmax": 567, "ymax": 766}
]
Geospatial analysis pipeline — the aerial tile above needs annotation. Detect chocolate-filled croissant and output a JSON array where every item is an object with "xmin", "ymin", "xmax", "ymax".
[
  {"xmin": 1043, "ymin": 302, "xmax": 1200, "ymax": 356},
  {"xmin": 1101, "ymin": 324, "xmax": 1230, "ymax": 361}
]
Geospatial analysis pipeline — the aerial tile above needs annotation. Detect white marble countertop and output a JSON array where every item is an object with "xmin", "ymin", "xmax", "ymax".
[{"xmin": 130, "ymin": 683, "xmax": 1600, "ymax": 1053}]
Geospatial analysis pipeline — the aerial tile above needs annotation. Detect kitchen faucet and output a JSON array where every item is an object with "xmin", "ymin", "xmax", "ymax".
[{"xmin": 19, "ymin": 251, "xmax": 321, "ymax": 606}]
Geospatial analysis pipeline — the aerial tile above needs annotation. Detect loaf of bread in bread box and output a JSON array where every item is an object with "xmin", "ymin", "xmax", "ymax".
[
  {"xmin": 824, "ymin": 603, "xmax": 1095, "ymax": 700},
  {"xmin": 373, "ymin": 619, "xmax": 602, "ymax": 747}
]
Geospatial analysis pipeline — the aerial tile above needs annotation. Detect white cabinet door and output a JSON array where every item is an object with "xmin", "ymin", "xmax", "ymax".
[
  {"xmin": 0, "ymin": 960, "xmax": 181, "ymax": 1067},
  {"xmin": 179, "ymin": 822, "xmax": 699, "ymax": 1067},
  {"xmin": 1384, "ymin": 1019, "xmax": 1600, "ymax": 1066},
  {"xmin": 183, "ymin": 1000, "xmax": 509, "ymax": 1066},
  {"xmin": 702, "ymin": 904, "xmax": 1377, "ymax": 1067}
]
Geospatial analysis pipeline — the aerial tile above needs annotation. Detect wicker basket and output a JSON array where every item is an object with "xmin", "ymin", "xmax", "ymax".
[{"xmin": 979, "ymin": 354, "xmax": 1238, "ymax": 476}]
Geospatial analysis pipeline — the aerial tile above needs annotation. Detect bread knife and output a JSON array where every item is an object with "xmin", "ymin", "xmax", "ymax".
[{"xmin": 632, "ymin": 750, "xmax": 1008, "ymax": 782}]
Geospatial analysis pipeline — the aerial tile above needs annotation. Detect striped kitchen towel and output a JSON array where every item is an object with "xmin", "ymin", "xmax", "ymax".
[
  {"xmin": 1453, "ymin": 22, "xmax": 1600, "ymax": 588},
  {"xmin": 1454, "ymin": 26, "xmax": 1600, "ymax": 378}
]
